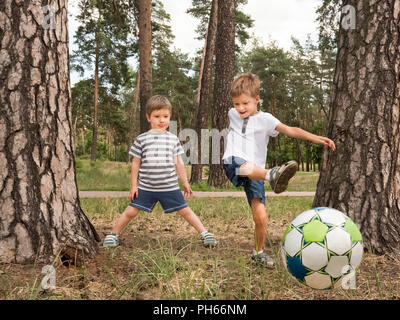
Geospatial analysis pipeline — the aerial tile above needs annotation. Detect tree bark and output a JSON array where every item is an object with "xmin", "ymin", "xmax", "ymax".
[
  {"xmin": 81, "ymin": 128, "xmax": 85, "ymax": 154},
  {"xmin": 126, "ymin": 71, "xmax": 140, "ymax": 164},
  {"xmin": 90, "ymin": 27, "xmax": 100, "ymax": 163},
  {"xmin": 190, "ymin": 0, "xmax": 218, "ymax": 184},
  {"xmin": 207, "ymin": 0, "xmax": 235, "ymax": 187},
  {"xmin": 0, "ymin": 0, "xmax": 100, "ymax": 264},
  {"xmin": 138, "ymin": 0, "xmax": 152, "ymax": 134},
  {"xmin": 313, "ymin": 0, "xmax": 400, "ymax": 255}
]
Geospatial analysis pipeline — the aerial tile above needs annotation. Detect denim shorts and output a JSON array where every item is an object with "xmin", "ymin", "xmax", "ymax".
[
  {"xmin": 223, "ymin": 156, "xmax": 266, "ymax": 206},
  {"xmin": 129, "ymin": 188, "xmax": 188, "ymax": 213}
]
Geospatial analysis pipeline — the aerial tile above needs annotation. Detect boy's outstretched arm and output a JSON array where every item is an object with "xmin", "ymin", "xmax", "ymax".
[
  {"xmin": 275, "ymin": 123, "xmax": 336, "ymax": 151},
  {"xmin": 174, "ymin": 155, "xmax": 194, "ymax": 199}
]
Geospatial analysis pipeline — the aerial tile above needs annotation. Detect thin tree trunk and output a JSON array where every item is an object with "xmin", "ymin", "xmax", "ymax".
[
  {"xmin": 190, "ymin": 0, "xmax": 218, "ymax": 184},
  {"xmin": 207, "ymin": 0, "xmax": 235, "ymax": 187},
  {"xmin": 306, "ymin": 142, "xmax": 310, "ymax": 172},
  {"xmin": 127, "ymin": 71, "xmax": 140, "ymax": 164},
  {"xmin": 313, "ymin": 0, "xmax": 400, "ymax": 255},
  {"xmin": 138, "ymin": 0, "xmax": 152, "ymax": 134},
  {"xmin": 0, "ymin": 0, "xmax": 100, "ymax": 264},
  {"xmin": 81, "ymin": 128, "xmax": 85, "ymax": 154},
  {"xmin": 73, "ymin": 116, "xmax": 78, "ymax": 149},
  {"xmin": 91, "ymin": 26, "xmax": 100, "ymax": 163}
]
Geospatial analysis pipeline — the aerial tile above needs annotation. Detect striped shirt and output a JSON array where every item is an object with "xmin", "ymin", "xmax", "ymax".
[{"xmin": 129, "ymin": 130, "xmax": 184, "ymax": 192}]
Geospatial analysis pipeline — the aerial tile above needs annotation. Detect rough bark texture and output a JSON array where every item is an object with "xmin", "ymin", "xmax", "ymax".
[
  {"xmin": 0, "ymin": 0, "xmax": 100, "ymax": 264},
  {"xmin": 138, "ymin": 0, "xmax": 152, "ymax": 134},
  {"xmin": 207, "ymin": 0, "xmax": 235, "ymax": 187},
  {"xmin": 190, "ymin": 0, "xmax": 218, "ymax": 184},
  {"xmin": 313, "ymin": 0, "xmax": 400, "ymax": 255}
]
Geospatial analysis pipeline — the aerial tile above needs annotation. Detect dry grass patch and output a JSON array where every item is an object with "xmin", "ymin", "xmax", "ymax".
[{"xmin": 1, "ymin": 197, "xmax": 399, "ymax": 300}]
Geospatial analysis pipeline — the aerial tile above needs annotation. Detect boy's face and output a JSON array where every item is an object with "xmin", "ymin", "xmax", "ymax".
[
  {"xmin": 146, "ymin": 108, "xmax": 171, "ymax": 131},
  {"xmin": 232, "ymin": 93, "xmax": 260, "ymax": 118}
]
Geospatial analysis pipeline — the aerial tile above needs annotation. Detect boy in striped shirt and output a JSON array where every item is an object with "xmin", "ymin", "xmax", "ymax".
[{"xmin": 103, "ymin": 95, "xmax": 217, "ymax": 248}]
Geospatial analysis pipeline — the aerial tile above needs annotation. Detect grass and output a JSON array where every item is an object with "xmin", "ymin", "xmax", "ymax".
[
  {"xmin": 76, "ymin": 159, "xmax": 319, "ymax": 192},
  {"xmin": 76, "ymin": 159, "xmax": 132, "ymax": 191},
  {"xmin": 2, "ymin": 160, "xmax": 398, "ymax": 300},
  {"xmin": 1, "ymin": 196, "xmax": 400, "ymax": 300}
]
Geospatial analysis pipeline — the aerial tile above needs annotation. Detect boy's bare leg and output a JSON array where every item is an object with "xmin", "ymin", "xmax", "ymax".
[
  {"xmin": 178, "ymin": 207, "xmax": 217, "ymax": 247},
  {"xmin": 251, "ymin": 198, "xmax": 268, "ymax": 252},
  {"xmin": 177, "ymin": 206, "xmax": 206, "ymax": 233},
  {"xmin": 239, "ymin": 160, "xmax": 298, "ymax": 194},
  {"xmin": 111, "ymin": 206, "xmax": 140, "ymax": 235},
  {"xmin": 238, "ymin": 161, "xmax": 268, "ymax": 180}
]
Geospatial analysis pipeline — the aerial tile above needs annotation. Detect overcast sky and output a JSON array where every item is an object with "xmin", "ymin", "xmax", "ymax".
[{"xmin": 69, "ymin": 0, "xmax": 321, "ymax": 85}]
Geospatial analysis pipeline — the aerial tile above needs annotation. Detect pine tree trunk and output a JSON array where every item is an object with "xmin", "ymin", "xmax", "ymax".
[
  {"xmin": 207, "ymin": 0, "xmax": 235, "ymax": 187},
  {"xmin": 138, "ymin": 0, "xmax": 152, "ymax": 134},
  {"xmin": 190, "ymin": 0, "xmax": 218, "ymax": 184},
  {"xmin": 0, "ymin": 0, "xmax": 100, "ymax": 264},
  {"xmin": 313, "ymin": 0, "xmax": 400, "ymax": 255},
  {"xmin": 81, "ymin": 128, "xmax": 85, "ymax": 154},
  {"xmin": 90, "ymin": 29, "xmax": 100, "ymax": 163},
  {"xmin": 126, "ymin": 71, "xmax": 140, "ymax": 164}
]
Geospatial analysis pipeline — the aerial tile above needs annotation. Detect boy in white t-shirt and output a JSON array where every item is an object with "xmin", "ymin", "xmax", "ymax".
[{"xmin": 222, "ymin": 73, "xmax": 335, "ymax": 267}]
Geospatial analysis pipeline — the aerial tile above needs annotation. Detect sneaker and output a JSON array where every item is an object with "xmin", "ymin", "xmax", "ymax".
[
  {"xmin": 201, "ymin": 232, "xmax": 217, "ymax": 248},
  {"xmin": 103, "ymin": 233, "xmax": 119, "ymax": 248},
  {"xmin": 251, "ymin": 250, "xmax": 275, "ymax": 268},
  {"xmin": 268, "ymin": 160, "xmax": 298, "ymax": 194}
]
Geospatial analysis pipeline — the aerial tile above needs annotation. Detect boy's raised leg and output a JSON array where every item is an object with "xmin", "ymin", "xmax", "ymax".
[
  {"xmin": 238, "ymin": 160, "xmax": 298, "ymax": 194},
  {"xmin": 237, "ymin": 161, "xmax": 267, "ymax": 180}
]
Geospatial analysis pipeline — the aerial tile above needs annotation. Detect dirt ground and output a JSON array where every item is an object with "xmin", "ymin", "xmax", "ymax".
[{"xmin": 2, "ymin": 212, "xmax": 400, "ymax": 300}]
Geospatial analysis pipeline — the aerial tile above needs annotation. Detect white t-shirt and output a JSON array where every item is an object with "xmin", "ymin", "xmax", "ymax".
[{"xmin": 222, "ymin": 108, "xmax": 281, "ymax": 168}]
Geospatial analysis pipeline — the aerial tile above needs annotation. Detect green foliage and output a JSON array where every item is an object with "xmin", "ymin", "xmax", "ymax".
[
  {"xmin": 316, "ymin": 0, "xmax": 343, "ymax": 51},
  {"xmin": 71, "ymin": 1, "xmax": 334, "ymax": 171},
  {"xmin": 71, "ymin": 0, "xmax": 187, "ymax": 161},
  {"xmin": 153, "ymin": 47, "xmax": 196, "ymax": 129},
  {"xmin": 238, "ymin": 35, "xmax": 334, "ymax": 169},
  {"xmin": 71, "ymin": 0, "xmax": 136, "ymax": 92},
  {"xmin": 187, "ymin": 0, "xmax": 254, "ymax": 46}
]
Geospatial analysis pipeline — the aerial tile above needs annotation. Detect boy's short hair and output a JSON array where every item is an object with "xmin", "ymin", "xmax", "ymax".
[
  {"xmin": 146, "ymin": 95, "xmax": 172, "ymax": 116},
  {"xmin": 231, "ymin": 72, "xmax": 260, "ymax": 98}
]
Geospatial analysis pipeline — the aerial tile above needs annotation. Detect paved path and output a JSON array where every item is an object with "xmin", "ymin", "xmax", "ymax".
[{"xmin": 79, "ymin": 190, "xmax": 315, "ymax": 198}]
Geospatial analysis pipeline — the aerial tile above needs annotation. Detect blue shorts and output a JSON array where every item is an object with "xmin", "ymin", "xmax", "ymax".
[
  {"xmin": 129, "ymin": 188, "xmax": 188, "ymax": 213},
  {"xmin": 223, "ymin": 156, "xmax": 266, "ymax": 206}
]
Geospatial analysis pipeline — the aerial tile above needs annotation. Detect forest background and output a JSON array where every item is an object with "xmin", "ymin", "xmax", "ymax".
[{"xmin": 69, "ymin": 0, "xmax": 339, "ymax": 176}]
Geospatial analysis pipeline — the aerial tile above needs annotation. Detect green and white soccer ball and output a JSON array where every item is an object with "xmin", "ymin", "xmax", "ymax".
[{"xmin": 281, "ymin": 207, "xmax": 363, "ymax": 290}]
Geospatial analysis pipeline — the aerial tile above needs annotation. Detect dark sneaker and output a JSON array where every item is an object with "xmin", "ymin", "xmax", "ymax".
[
  {"xmin": 268, "ymin": 161, "xmax": 298, "ymax": 194},
  {"xmin": 251, "ymin": 250, "xmax": 275, "ymax": 268},
  {"xmin": 103, "ymin": 233, "xmax": 119, "ymax": 248},
  {"xmin": 201, "ymin": 232, "xmax": 217, "ymax": 248}
]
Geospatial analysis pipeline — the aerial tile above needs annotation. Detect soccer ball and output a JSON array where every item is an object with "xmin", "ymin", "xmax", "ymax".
[{"xmin": 281, "ymin": 207, "xmax": 363, "ymax": 290}]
